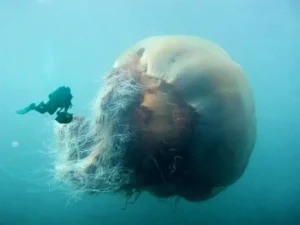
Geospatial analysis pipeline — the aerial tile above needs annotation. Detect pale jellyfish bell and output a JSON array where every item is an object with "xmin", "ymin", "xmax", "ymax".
[{"xmin": 12, "ymin": 141, "xmax": 19, "ymax": 148}]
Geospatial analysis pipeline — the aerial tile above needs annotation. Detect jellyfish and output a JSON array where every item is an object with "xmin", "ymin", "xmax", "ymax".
[
  {"xmin": 12, "ymin": 141, "xmax": 19, "ymax": 148},
  {"xmin": 53, "ymin": 35, "xmax": 256, "ymax": 202}
]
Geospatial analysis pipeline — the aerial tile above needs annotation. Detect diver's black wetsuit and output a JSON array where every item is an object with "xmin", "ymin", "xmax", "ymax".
[
  {"xmin": 16, "ymin": 86, "xmax": 74, "ymax": 124},
  {"xmin": 33, "ymin": 86, "xmax": 73, "ymax": 115}
]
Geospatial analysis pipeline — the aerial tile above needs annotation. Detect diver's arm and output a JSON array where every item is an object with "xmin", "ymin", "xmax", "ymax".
[{"xmin": 57, "ymin": 107, "xmax": 63, "ymax": 113}]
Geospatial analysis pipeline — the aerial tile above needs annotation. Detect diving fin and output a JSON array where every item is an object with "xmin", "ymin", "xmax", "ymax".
[{"xmin": 16, "ymin": 103, "xmax": 36, "ymax": 115}]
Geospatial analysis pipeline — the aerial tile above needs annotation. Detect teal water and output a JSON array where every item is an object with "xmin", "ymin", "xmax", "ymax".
[{"xmin": 0, "ymin": 0, "xmax": 299, "ymax": 224}]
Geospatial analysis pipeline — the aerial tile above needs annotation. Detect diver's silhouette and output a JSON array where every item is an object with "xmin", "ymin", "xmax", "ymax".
[{"xmin": 16, "ymin": 86, "xmax": 74, "ymax": 124}]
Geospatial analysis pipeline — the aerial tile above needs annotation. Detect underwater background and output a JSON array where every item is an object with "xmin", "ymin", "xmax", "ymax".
[{"xmin": 0, "ymin": 0, "xmax": 299, "ymax": 224}]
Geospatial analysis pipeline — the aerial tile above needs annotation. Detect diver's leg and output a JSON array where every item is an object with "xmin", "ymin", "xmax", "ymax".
[
  {"xmin": 33, "ymin": 102, "xmax": 48, "ymax": 114},
  {"xmin": 48, "ymin": 108, "xmax": 57, "ymax": 115}
]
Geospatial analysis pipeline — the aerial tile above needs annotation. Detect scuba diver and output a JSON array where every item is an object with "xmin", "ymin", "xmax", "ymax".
[{"xmin": 16, "ymin": 86, "xmax": 74, "ymax": 124}]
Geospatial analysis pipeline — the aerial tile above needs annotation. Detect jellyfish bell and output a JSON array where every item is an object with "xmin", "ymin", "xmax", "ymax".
[
  {"xmin": 53, "ymin": 35, "xmax": 256, "ymax": 202},
  {"xmin": 11, "ymin": 141, "xmax": 19, "ymax": 148}
]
